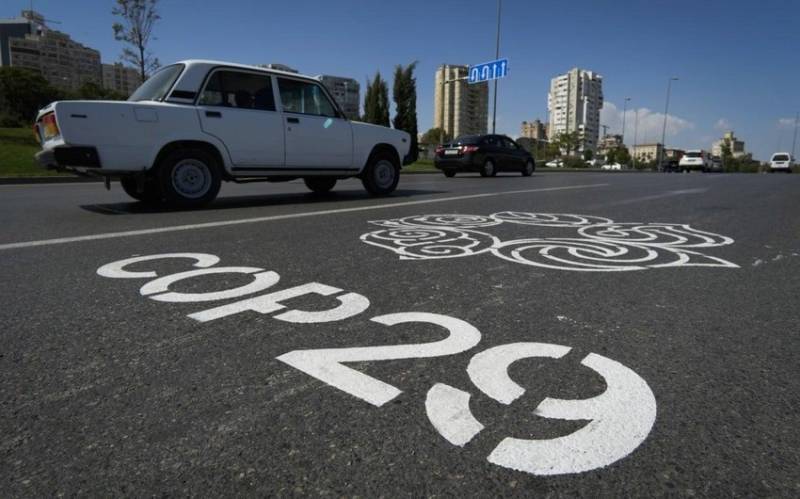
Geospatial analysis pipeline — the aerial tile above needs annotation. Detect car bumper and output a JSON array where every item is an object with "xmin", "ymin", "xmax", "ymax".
[
  {"xmin": 434, "ymin": 155, "xmax": 482, "ymax": 171},
  {"xmin": 36, "ymin": 146, "xmax": 102, "ymax": 170}
]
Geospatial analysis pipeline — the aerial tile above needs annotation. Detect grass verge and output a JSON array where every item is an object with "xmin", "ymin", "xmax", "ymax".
[{"xmin": 0, "ymin": 127, "xmax": 58, "ymax": 177}]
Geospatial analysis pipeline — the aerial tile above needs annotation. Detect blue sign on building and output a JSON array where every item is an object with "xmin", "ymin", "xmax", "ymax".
[{"xmin": 468, "ymin": 58, "xmax": 509, "ymax": 84}]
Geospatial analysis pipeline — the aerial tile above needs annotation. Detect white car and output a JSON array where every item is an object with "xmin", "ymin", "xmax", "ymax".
[
  {"xmin": 601, "ymin": 162, "xmax": 622, "ymax": 170},
  {"xmin": 679, "ymin": 150, "xmax": 711, "ymax": 172},
  {"xmin": 545, "ymin": 159, "xmax": 563, "ymax": 168},
  {"xmin": 34, "ymin": 60, "xmax": 411, "ymax": 206},
  {"xmin": 769, "ymin": 152, "xmax": 793, "ymax": 173}
]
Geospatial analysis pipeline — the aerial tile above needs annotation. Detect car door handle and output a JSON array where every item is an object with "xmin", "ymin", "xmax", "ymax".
[
  {"xmin": 205, "ymin": 111, "xmax": 222, "ymax": 118},
  {"xmin": 287, "ymin": 117, "xmax": 300, "ymax": 124}
]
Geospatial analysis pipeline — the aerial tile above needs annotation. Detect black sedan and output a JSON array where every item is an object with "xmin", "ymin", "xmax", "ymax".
[{"xmin": 434, "ymin": 134, "xmax": 535, "ymax": 177}]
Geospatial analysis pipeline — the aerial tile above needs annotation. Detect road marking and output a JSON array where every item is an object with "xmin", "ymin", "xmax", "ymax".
[
  {"xmin": 0, "ymin": 184, "xmax": 607, "ymax": 251},
  {"xmin": 599, "ymin": 188, "xmax": 707, "ymax": 207}
]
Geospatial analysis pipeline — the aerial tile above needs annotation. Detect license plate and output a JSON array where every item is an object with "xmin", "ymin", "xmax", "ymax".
[{"xmin": 444, "ymin": 149, "xmax": 459, "ymax": 156}]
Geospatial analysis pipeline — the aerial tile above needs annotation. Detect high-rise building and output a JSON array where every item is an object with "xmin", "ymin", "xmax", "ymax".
[
  {"xmin": 102, "ymin": 63, "xmax": 142, "ymax": 96},
  {"xmin": 317, "ymin": 75, "xmax": 360, "ymax": 120},
  {"xmin": 521, "ymin": 119, "xmax": 547, "ymax": 140},
  {"xmin": 1, "ymin": 11, "xmax": 101, "ymax": 91},
  {"xmin": 547, "ymin": 68, "xmax": 603, "ymax": 152},
  {"xmin": 434, "ymin": 64, "xmax": 488, "ymax": 139},
  {"xmin": 712, "ymin": 131, "xmax": 746, "ymax": 158}
]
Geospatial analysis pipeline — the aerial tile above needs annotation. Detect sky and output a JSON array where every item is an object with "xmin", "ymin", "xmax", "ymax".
[{"xmin": 8, "ymin": 0, "xmax": 800, "ymax": 160}]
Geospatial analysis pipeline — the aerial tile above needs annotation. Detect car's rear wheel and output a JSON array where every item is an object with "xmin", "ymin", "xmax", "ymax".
[
  {"xmin": 304, "ymin": 177, "xmax": 337, "ymax": 193},
  {"xmin": 157, "ymin": 148, "xmax": 221, "ymax": 207},
  {"xmin": 480, "ymin": 159, "xmax": 496, "ymax": 177},
  {"xmin": 444, "ymin": 170, "xmax": 456, "ymax": 178},
  {"xmin": 361, "ymin": 150, "xmax": 399, "ymax": 196},
  {"xmin": 120, "ymin": 175, "xmax": 161, "ymax": 203},
  {"xmin": 522, "ymin": 160, "xmax": 534, "ymax": 176}
]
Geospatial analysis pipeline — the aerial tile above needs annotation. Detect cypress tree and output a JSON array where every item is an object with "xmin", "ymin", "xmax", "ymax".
[
  {"xmin": 392, "ymin": 62, "xmax": 419, "ymax": 163},
  {"xmin": 364, "ymin": 72, "xmax": 390, "ymax": 127}
]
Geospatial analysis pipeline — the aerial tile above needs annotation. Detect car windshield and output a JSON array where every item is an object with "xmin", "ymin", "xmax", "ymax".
[
  {"xmin": 685, "ymin": 152, "xmax": 702, "ymax": 158},
  {"xmin": 128, "ymin": 64, "xmax": 184, "ymax": 102},
  {"xmin": 773, "ymin": 154, "xmax": 790, "ymax": 161}
]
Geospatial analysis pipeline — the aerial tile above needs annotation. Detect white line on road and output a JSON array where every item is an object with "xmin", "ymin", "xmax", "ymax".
[
  {"xmin": 599, "ymin": 188, "xmax": 708, "ymax": 207},
  {"xmin": 0, "ymin": 183, "xmax": 607, "ymax": 251}
]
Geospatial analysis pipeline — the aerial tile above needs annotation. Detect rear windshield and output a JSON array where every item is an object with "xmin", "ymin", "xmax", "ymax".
[
  {"xmin": 450, "ymin": 135, "xmax": 482, "ymax": 145},
  {"xmin": 128, "ymin": 64, "xmax": 184, "ymax": 102},
  {"xmin": 685, "ymin": 152, "xmax": 702, "ymax": 158},
  {"xmin": 772, "ymin": 154, "xmax": 790, "ymax": 161}
]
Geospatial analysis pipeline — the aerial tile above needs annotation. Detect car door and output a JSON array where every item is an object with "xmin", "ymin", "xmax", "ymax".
[
  {"xmin": 504, "ymin": 137, "xmax": 528, "ymax": 169},
  {"xmin": 276, "ymin": 77, "xmax": 353, "ymax": 170},
  {"xmin": 196, "ymin": 69, "xmax": 285, "ymax": 169},
  {"xmin": 497, "ymin": 136, "xmax": 520, "ymax": 170}
]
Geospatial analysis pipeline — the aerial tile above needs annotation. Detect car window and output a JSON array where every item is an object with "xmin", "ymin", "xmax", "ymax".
[
  {"xmin": 773, "ymin": 154, "xmax": 790, "ymax": 161},
  {"xmin": 277, "ymin": 78, "xmax": 337, "ymax": 117},
  {"xmin": 128, "ymin": 64, "xmax": 184, "ymax": 102},
  {"xmin": 482, "ymin": 136, "xmax": 498, "ymax": 146},
  {"xmin": 198, "ymin": 70, "xmax": 276, "ymax": 111},
  {"xmin": 503, "ymin": 137, "xmax": 518, "ymax": 149}
]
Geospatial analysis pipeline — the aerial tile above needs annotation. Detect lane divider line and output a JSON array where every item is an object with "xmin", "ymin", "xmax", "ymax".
[{"xmin": 0, "ymin": 183, "xmax": 608, "ymax": 251}]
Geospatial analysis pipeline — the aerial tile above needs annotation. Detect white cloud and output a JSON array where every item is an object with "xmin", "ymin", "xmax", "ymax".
[
  {"xmin": 777, "ymin": 117, "xmax": 797, "ymax": 129},
  {"xmin": 600, "ymin": 101, "xmax": 694, "ymax": 144},
  {"xmin": 714, "ymin": 118, "xmax": 732, "ymax": 131}
]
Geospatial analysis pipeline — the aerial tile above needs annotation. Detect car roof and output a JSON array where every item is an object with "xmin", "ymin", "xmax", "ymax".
[{"xmin": 176, "ymin": 59, "xmax": 317, "ymax": 81}]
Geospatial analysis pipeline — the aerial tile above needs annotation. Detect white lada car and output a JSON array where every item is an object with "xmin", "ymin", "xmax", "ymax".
[{"xmin": 34, "ymin": 60, "xmax": 412, "ymax": 206}]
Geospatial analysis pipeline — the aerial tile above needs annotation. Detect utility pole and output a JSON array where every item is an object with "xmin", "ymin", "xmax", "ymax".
[
  {"xmin": 621, "ymin": 97, "xmax": 631, "ymax": 145},
  {"xmin": 791, "ymin": 111, "xmax": 799, "ymax": 161},
  {"xmin": 658, "ymin": 77, "xmax": 678, "ymax": 171},
  {"xmin": 632, "ymin": 109, "xmax": 639, "ymax": 169},
  {"xmin": 491, "ymin": 0, "xmax": 502, "ymax": 134}
]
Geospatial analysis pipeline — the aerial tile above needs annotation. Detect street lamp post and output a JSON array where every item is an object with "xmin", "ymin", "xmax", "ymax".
[
  {"xmin": 658, "ymin": 77, "xmax": 678, "ymax": 171},
  {"xmin": 491, "ymin": 0, "xmax": 502, "ymax": 134},
  {"xmin": 621, "ymin": 97, "xmax": 631, "ymax": 145}
]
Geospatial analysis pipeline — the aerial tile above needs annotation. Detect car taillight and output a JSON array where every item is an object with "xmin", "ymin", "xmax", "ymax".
[
  {"xmin": 41, "ymin": 113, "xmax": 59, "ymax": 140},
  {"xmin": 462, "ymin": 145, "xmax": 479, "ymax": 153}
]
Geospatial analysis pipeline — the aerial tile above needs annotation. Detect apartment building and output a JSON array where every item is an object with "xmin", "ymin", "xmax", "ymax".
[
  {"xmin": 1, "ymin": 11, "xmax": 101, "ymax": 91},
  {"xmin": 631, "ymin": 143, "xmax": 663, "ymax": 163},
  {"xmin": 521, "ymin": 119, "xmax": 547, "ymax": 140},
  {"xmin": 317, "ymin": 74, "xmax": 360, "ymax": 120},
  {"xmin": 711, "ymin": 131, "xmax": 746, "ymax": 158},
  {"xmin": 102, "ymin": 62, "xmax": 141, "ymax": 96},
  {"xmin": 434, "ymin": 64, "xmax": 488, "ymax": 139},
  {"xmin": 547, "ymin": 68, "xmax": 603, "ymax": 153},
  {"xmin": 598, "ymin": 134, "xmax": 623, "ymax": 156}
]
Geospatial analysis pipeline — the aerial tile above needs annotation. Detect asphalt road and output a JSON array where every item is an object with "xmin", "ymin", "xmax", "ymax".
[{"xmin": 1, "ymin": 171, "xmax": 798, "ymax": 497}]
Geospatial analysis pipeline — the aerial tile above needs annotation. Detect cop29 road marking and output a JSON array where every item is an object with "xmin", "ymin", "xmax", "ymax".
[
  {"xmin": 95, "ymin": 252, "xmax": 657, "ymax": 477},
  {"xmin": 0, "ymin": 184, "xmax": 607, "ymax": 251}
]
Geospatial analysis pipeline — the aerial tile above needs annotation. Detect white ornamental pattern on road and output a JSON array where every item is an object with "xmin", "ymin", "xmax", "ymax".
[{"xmin": 360, "ymin": 212, "xmax": 738, "ymax": 272}]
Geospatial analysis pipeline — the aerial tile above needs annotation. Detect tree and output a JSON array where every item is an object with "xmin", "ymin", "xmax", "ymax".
[
  {"xmin": 421, "ymin": 127, "xmax": 450, "ymax": 144},
  {"xmin": 363, "ymin": 72, "xmax": 389, "ymax": 127},
  {"xmin": 720, "ymin": 141, "xmax": 734, "ymax": 171},
  {"xmin": 73, "ymin": 81, "xmax": 127, "ymax": 101},
  {"xmin": 583, "ymin": 149, "xmax": 594, "ymax": 161},
  {"xmin": 554, "ymin": 131, "xmax": 580, "ymax": 157},
  {"xmin": 605, "ymin": 148, "xmax": 616, "ymax": 164},
  {"xmin": 0, "ymin": 67, "xmax": 63, "ymax": 125},
  {"xmin": 392, "ymin": 62, "xmax": 418, "ymax": 163},
  {"xmin": 112, "ymin": 0, "xmax": 161, "ymax": 82},
  {"xmin": 616, "ymin": 146, "xmax": 631, "ymax": 166}
]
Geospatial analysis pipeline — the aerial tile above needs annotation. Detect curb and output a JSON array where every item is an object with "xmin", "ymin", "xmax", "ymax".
[{"xmin": 0, "ymin": 176, "xmax": 102, "ymax": 185}]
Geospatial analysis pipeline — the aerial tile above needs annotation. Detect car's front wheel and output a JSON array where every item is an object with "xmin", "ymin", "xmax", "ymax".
[
  {"xmin": 361, "ymin": 151, "xmax": 400, "ymax": 196},
  {"xmin": 304, "ymin": 177, "xmax": 337, "ymax": 193},
  {"xmin": 120, "ymin": 175, "xmax": 161, "ymax": 203},
  {"xmin": 480, "ymin": 159, "xmax": 497, "ymax": 177},
  {"xmin": 157, "ymin": 148, "xmax": 221, "ymax": 207},
  {"xmin": 522, "ymin": 160, "xmax": 534, "ymax": 176},
  {"xmin": 443, "ymin": 170, "xmax": 456, "ymax": 178}
]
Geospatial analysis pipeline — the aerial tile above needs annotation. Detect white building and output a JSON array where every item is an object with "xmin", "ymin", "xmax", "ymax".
[
  {"xmin": 434, "ymin": 64, "xmax": 488, "ymax": 139},
  {"xmin": 547, "ymin": 68, "xmax": 603, "ymax": 153}
]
